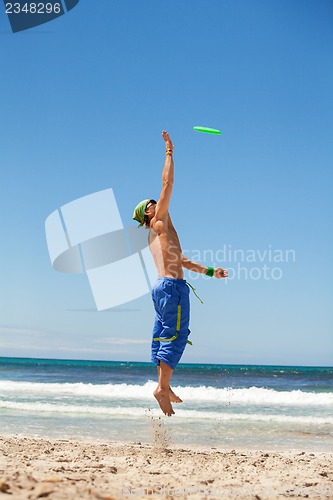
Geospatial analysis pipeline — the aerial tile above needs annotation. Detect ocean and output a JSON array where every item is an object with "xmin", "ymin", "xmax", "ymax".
[{"xmin": 0, "ymin": 357, "xmax": 332, "ymax": 452}]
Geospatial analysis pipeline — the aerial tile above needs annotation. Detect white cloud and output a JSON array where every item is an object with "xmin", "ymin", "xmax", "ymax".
[
  {"xmin": 0, "ymin": 325, "xmax": 45, "ymax": 337},
  {"xmin": 0, "ymin": 344, "xmax": 144, "ymax": 356},
  {"xmin": 50, "ymin": 346, "xmax": 140, "ymax": 354},
  {"xmin": 98, "ymin": 337, "xmax": 149, "ymax": 345}
]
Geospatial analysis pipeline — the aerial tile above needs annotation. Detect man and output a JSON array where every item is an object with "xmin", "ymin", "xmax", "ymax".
[{"xmin": 133, "ymin": 131, "xmax": 228, "ymax": 416}]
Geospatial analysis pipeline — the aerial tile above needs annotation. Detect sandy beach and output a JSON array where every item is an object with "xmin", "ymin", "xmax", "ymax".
[{"xmin": 0, "ymin": 435, "xmax": 332, "ymax": 499}]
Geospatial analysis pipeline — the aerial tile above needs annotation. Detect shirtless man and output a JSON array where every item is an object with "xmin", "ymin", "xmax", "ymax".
[{"xmin": 133, "ymin": 131, "xmax": 228, "ymax": 416}]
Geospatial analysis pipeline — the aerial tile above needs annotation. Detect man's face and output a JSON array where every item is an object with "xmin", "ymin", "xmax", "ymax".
[{"xmin": 145, "ymin": 200, "xmax": 156, "ymax": 219}]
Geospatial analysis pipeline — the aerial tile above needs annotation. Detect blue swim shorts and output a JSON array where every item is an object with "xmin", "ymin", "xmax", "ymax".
[{"xmin": 151, "ymin": 277, "xmax": 191, "ymax": 370}]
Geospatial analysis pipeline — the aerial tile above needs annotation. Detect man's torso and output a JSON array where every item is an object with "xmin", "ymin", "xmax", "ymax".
[{"xmin": 148, "ymin": 215, "xmax": 183, "ymax": 279}]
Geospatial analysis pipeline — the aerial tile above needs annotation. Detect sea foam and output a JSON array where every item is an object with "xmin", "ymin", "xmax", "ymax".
[
  {"xmin": 1, "ymin": 380, "xmax": 332, "ymax": 406},
  {"xmin": 0, "ymin": 400, "xmax": 333, "ymax": 425}
]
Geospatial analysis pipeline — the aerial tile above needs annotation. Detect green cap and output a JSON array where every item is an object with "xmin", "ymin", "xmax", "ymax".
[{"xmin": 133, "ymin": 199, "xmax": 149, "ymax": 227}]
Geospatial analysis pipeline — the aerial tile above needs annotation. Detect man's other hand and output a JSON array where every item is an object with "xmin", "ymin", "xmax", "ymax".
[{"xmin": 214, "ymin": 268, "xmax": 228, "ymax": 279}]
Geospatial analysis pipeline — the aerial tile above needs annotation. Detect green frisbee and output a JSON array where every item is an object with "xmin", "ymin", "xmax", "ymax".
[{"xmin": 193, "ymin": 126, "xmax": 221, "ymax": 135}]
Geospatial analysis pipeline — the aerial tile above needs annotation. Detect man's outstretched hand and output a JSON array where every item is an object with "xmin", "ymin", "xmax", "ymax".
[
  {"xmin": 214, "ymin": 268, "xmax": 228, "ymax": 279},
  {"xmin": 162, "ymin": 130, "xmax": 174, "ymax": 151}
]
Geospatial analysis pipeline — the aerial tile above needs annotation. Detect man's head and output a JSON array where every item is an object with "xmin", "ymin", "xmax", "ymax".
[{"xmin": 133, "ymin": 199, "xmax": 157, "ymax": 228}]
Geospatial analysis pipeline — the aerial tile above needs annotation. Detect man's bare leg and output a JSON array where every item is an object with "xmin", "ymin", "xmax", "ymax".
[
  {"xmin": 154, "ymin": 361, "xmax": 175, "ymax": 416},
  {"xmin": 156, "ymin": 366, "xmax": 183, "ymax": 403}
]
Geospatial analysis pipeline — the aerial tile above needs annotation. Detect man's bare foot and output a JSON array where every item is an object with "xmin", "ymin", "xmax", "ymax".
[
  {"xmin": 169, "ymin": 387, "xmax": 183, "ymax": 403},
  {"xmin": 153, "ymin": 387, "xmax": 175, "ymax": 416},
  {"xmin": 162, "ymin": 130, "xmax": 174, "ymax": 151}
]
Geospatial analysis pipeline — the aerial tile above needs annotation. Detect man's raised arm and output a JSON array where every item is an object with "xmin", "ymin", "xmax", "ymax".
[{"xmin": 155, "ymin": 131, "xmax": 174, "ymax": 221}]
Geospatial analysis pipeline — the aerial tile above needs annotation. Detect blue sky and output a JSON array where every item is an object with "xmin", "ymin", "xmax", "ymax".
[{"xmin": 0, "ymin": 0, "xmax": 332, "ymax": 366}]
